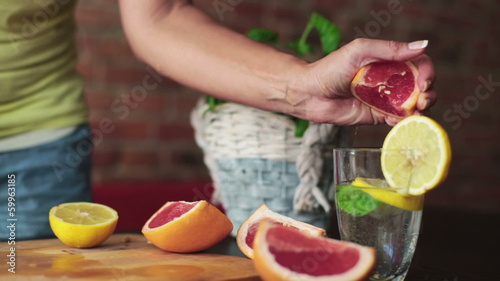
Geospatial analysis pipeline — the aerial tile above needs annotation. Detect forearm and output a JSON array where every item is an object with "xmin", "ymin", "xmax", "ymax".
[{"xmin": 119, "ymin": 0, "xmax": 308, "ymax": 115}]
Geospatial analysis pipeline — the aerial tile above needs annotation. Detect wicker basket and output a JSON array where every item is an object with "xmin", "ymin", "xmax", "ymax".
[{"xmin": 190, "ymin": 98, "xmax": 350, "ymax": 236}]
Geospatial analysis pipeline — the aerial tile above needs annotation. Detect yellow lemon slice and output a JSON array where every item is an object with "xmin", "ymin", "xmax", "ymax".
[
  {"xmin": 352, "ymin": 177, "xmax": 424, "ymax": 211},
  {"xmin": 49, "ymin": 202, "xmax": 118, "ymax": 248},
  {"xmin": 381, "ymin": 116, "xmax": 451, "ymax": 195}
]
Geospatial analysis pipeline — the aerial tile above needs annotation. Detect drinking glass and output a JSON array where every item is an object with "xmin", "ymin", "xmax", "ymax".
[{"xmin": 333, "ymin": 148, "xmax": 422, "ymax": 281}]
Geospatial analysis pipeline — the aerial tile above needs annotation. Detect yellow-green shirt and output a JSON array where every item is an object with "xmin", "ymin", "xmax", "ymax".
[{"xmin": 0, "ymin": 0, "xmax": 87, "ymax": 138}]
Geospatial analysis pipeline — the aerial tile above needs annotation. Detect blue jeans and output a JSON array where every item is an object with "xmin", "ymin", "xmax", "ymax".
[{"xmin": 0, "ymin": 124, "xmax": 92, "ymax": 241}]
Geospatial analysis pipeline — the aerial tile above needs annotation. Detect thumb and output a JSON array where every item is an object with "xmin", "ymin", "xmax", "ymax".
[{"xmin": 345, "ymin": 38, "xmax": 428, "ymax": 66}]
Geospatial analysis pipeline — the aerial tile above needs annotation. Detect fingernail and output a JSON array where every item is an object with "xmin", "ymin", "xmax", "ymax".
[
  {"xmin": 423, "ymin": 80, "xmax": 432, "ymax": 92},
  {"xmin": 423, "ymin": 98, "xmax": 431, "ymax": 109},
  {"xmin": 408, "ymin": 40, "xmax": 428, "ymax": 50},
  {"xmin": 387, "ymin": 117, "xmax": 399, "ymax": 125}
]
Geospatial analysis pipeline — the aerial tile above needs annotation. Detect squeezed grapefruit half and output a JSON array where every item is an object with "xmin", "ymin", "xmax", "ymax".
[{"xmin": 351, "ymin": 61, "xmax": 420, "ymax": 118}]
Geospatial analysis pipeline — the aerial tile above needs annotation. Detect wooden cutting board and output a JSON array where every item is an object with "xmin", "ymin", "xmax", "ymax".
[{"xmin": 1, "ymin": 233, "xmax": 261, "ymax": 281}]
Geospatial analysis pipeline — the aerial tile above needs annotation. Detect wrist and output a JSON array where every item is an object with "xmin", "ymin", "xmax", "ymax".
[{"xmin": 270, "ymin": 58, "xmax": 312, "ymax": 119}]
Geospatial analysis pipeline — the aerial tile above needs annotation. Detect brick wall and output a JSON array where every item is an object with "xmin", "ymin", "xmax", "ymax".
[{"xmin": 75, "ymin": 0, "xmax": 500, "ymax": 213}]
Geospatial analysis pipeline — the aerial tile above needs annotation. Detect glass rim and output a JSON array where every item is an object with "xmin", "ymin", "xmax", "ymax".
[
  {"xmin": 333, "ymin": 148, "xmax": 381, "ymax": 152},
  {"xmin": 333, "ymin": 148, "xmax": 418, "ymax": 153}
]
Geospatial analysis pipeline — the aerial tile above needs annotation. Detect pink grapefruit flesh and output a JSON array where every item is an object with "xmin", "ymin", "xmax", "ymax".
[
  {"xmin": 244, "ymin": 220, "xmax": 299, "ymax": 249},
  {"xmin": 351, "ymin": 61, "xmax": 420, "ymax": 118},
  {"xmin": 148, "ymin": 201, "xmax": 196, "ymax": 228},
  {"xmin": 253, "ymin": 222, "xmax": 376, "ymax": 281},
  {"xmin": 268, "ymin": 226, "xmax": 360, "ymax": 276}
]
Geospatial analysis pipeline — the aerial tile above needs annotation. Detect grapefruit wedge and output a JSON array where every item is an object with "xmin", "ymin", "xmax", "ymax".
[
  {"xmin": 351, "ymin": 61, "xmax": 420, "ymax": 118},
  {"xmin": 253, "ymin": 221, "xmax": 376, "ymax": 281},
  {"xmin": 236, "ymin": 204, "xmax": 326, "ymax": 259},
  {"xmin": 142, "ymin": 200, "xmax": 233, "ymax": 253}
]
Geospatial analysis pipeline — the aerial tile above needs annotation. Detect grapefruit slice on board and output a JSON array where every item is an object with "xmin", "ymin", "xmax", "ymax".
[
  {"xmin": 142, "ymin": 200, "xmax": 233, "ymax": 253},
  {"xmin": 236, "ymin": 204, "xmax": 326, "ymax": 259},
  {"xmin": 351, "ymin": 61, "xmax": 420, "ymax": 118},
  {"xmin": 253, "ymin": 221, "xmax": 376, "ymax": 281}
]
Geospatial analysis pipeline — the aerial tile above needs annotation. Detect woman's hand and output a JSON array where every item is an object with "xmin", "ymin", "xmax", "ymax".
[
  {"xmin": 289, "ymin": 38, "xmax": 437, "ymax": 126},
  {"xmin": 119, "ymin": 0, "xmax": 436, "ymax": 126}
]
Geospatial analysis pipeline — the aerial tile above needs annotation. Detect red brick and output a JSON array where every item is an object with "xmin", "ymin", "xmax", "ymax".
[
  {"xmin": 114, "ymin": 164, "xmax": 160, "ymax": 181},
  {"xmin": 134, "ymin": 94, "xmax": 168, "ymax": 112},
  {"xmin": 120, "ymin": 149, "xmax": 159, "ymax": 166},
  {"xmin": 85, "ymin": 91, "xmax": 116, "ymax": 110},
  {"xmin": 269, "ymin": 6, "xmax": 304, "ymax": 23},
  {"xmin": 76, "ymin": 59, "xmax": 99, "ymax": 81},
  {"xmin": 102, "ymin": 65, "xmax": 180, "ymax": 88},
  {"xmin": 77, "ymin": 35, "xmax": 134, "ymax": 58},
  {"xmin": 75, "ymin": 4, "xmax": 121, "ymax": 28},
  {"xmin": 167, "ymin": 91, "xmax": 201, "ymax": 112},
  {"xmin": 104, "ymin": 65, "xmax": 152, "ymax": 84},
  {"xmin": 92, "ymin": 150, "xmax": 119, "ymax": 167},
  {"xmin": 158, "ymin": 123, "xmax": 194, "ymax": 140},
  {"xmin": 233, "ymin": 2, "xmax": 266, "ymax": 18},
  {"xmin": 107, "ymin": 121, "xmax": 155, "ymax": 139}
]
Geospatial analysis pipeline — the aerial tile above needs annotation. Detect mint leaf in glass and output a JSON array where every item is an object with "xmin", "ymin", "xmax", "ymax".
[{"xmin": 336, "ymin": 185, "xmax": 381, "ymax": 216}]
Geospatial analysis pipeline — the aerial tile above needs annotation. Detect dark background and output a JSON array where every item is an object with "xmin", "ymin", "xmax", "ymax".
[{"xmin": 76, "ymin": 0, "xmax": 500, "ymax": 214}]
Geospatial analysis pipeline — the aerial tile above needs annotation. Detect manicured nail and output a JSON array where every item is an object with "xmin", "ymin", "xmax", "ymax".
[
  {"xmin": 387, "ymin": 117, "xmax": 399, "ymax": 126},
  {"xmin": 423, "ymin": 80, "xmax": 432, "ymax": 92},
  {"xmin": 423, "ymin": 98, "xmax": 431, "ymax": 109},
  {"xmin": 408, "ymin": 40, "xmax": 428, "ymax": 50}
]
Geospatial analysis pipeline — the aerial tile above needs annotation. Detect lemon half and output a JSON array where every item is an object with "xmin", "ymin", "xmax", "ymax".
[
  {"xmin": 49, "ymin": 202, "xmax": 118, "ymax": 248},
  {"xmin": 381, "ymin": 116, "xmax": 451, "ymax": 195}
]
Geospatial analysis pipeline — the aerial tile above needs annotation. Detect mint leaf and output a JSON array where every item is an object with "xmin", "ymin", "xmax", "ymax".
[
  {"xmin": 293, "ymin": 118, "xmax": 309, "ymax": 138},
  {"xmin": 204, "ymin": 96, "xmax": 226, "ymax": 114},
  {"xmin": 288, "ymin": 12, "xmax": 341, "ymax": 57},
  {"xmin": 311, "ymin": 13, "xmax": 341, "ymax": 56},
  {"xmin": 287, "ymin": 13, "xmax": 315, "ymax": 56},
  {"xmin": 336, "ymin": 185, "xmax": 380, "ymax": 216},
  {"xmin": 287, "ymin": 41, "xmax": 314, "ymax": 57},
  {"xmin": 246, "ymin": 28, "xmax": 279, "ymax": 45}
]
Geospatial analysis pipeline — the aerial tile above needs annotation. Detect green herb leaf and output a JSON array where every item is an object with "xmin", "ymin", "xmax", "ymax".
[
  {"xmin": 293, "ymin": 118, "xmax": 309, "ymax": 138},
  {"xmin": 204, "ymin": 96, "xmax": 226, "ymax": 114},
  {"xmin": 288, "ymin": 12, "xmax": 341, "ymax": 57},
  {"xmin": 246, "ymin": 28, "xmax": 279, "ymax": 45},
  {"xmin": 336, "ymin": 185, "xmax": 381, "ymax": 216},
  {"xmin": 311, "ymin": 13, "xmax": 341, "ymax": 56},
  {"xmin": 287, "ymin": 41, "xmax": 314, "ymax": 57}
]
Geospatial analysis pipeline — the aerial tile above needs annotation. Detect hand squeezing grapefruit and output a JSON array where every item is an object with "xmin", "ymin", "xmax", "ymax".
[{"xmin": 351, "ymin": 61, "xmax": 420, "ymax": 118}]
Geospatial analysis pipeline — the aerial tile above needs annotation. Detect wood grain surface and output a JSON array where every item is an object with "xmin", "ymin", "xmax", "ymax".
[{"xmin": 0, "ymin": 233, "xmax": 261, "ymax": 281}]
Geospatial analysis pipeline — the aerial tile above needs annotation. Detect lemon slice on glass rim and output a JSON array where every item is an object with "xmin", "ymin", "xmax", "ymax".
[{"xmin": 381, "ymin": 115, "xmax": 452, "ymax": 196}]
